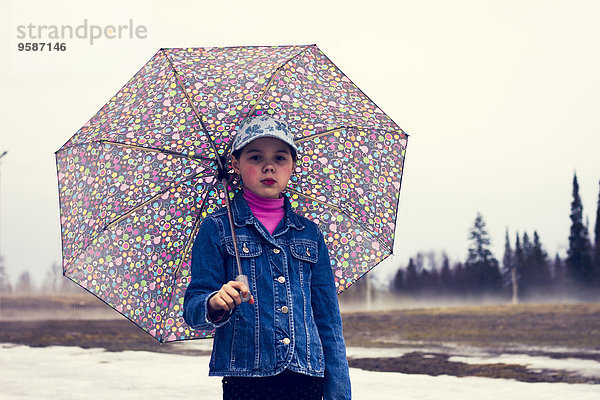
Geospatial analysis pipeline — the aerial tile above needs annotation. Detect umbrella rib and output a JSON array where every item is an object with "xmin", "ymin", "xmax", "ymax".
[
  {"xmin": 60, "ymin": 172, "xmax": 215, "ymax": 271},
  {"xmin": 294, "ymin": 127, "xmax": 346, "ymax": 143},
  {"xmin": 221, "ymin": 46, "xmax": 311, "ymax": 157},
  {"xmin": 103, "ymin": 171, "xmax": 213, "ymax": 231},
  {"xmin": 99, "ymin": 140, "xmax": 215, "ymax": 163},
  {"xmin": 103, "ymin": 191, "xmax": 170, "ymax": 231},
  {"xmin": 246, "ymin": 70, "xmax": 281, "ymax": 119},
  {"xmin": 246, "ymin": 46, "xmax": 312, "ymax": 119},
  {"xmin": 172, "ymin": 181, "xmax": 217, "ymax": 277},
  {"xmin": 161, "ymin": 182, "xmax": 217, "ymax": 341},
  {"xmin": 163, "ymin": 50, "xmax": 225, "ymax": 171},
  {"xmin": 286, "ymin": 188, "xmax": 392, "ymax": 253},
  {"xmin": 287, "ymin": 187, "xmax": 344, "ymax": 213},
  {"xmin": 294, "ymin": 126, "xmax": 409, "ymax": 145}
]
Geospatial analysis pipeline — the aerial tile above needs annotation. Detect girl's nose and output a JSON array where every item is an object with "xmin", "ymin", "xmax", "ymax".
[{"xmin": 263, "ymin": 163, "xmax": 275, "ymax": 173}]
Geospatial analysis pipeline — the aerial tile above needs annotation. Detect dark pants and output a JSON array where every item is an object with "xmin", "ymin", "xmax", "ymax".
[{"xmin": 222, "ymin": 369, "xmax": 324, "ymax": 400}]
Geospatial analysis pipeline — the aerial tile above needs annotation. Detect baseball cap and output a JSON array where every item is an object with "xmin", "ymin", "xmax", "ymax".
[{"xmin": 232, "ymin": 114, "xmax": 298, "ymax": 153}]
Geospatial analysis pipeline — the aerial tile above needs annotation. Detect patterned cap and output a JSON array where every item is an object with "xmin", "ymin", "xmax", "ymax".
[{"xmin": 232, "ymin": 115, "xmax": 298, "ymax": 153}]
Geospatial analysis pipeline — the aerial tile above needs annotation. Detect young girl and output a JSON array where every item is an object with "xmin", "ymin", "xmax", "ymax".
[{"xmin": 183, "ymin": 115, "xmax": 351, "ymax": 400}]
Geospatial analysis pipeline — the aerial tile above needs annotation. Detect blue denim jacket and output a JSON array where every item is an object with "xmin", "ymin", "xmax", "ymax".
[
  {"xmin": 184, "ymin": 192, "xmax": 351, "ymax": 399},
  {"xmin": 183, "ymin": 191, "xmax": 351, "ymax": 400}
]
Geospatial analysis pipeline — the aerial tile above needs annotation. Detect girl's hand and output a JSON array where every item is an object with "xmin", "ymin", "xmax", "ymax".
[{"xmin": 208, "ymin": 280, "xmax": 255, "ymax": 313}]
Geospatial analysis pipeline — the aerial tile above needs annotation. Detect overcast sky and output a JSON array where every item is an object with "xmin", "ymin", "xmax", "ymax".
[{"xmin": 1, "ymin": 0, "xmax": 600, "ymax": 287}]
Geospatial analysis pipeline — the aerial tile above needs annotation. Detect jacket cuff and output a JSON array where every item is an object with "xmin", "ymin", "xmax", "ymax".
[{"xmin": 205, "ymin": 291, "xmax": 233, "ymax": 328}]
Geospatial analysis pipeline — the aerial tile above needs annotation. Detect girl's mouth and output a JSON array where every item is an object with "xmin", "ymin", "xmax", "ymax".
[{"xmin": 261, "ymin": 179, "xmax": 276, "ymax": 186}]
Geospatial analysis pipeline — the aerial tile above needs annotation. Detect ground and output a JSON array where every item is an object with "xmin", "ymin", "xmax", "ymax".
[{"xmin": 1, "ymin": 295, "xmax": 599, "ymax": 384}]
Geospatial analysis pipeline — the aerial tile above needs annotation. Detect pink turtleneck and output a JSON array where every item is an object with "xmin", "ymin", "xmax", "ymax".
[{"xmin": 243, "ymin": 189, "xmax": 285, "ymax": 234}]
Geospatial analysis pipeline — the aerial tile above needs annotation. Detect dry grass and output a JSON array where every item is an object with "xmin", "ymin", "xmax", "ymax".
[{"xmin": 341, "ymin": 303, "xmax": 600, "ymax": 350}]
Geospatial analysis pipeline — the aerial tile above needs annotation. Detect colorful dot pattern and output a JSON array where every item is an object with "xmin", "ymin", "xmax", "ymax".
[
  {"xmin": 64, "ymin": 177, "xmax": 221, "ymax": 342},
  {"xmin": 163, "ymin": 46, "xmax": 305, "ymax": 156},
  {"xmin": 255, "ymin": 46, "xmax": 400, "ymax": 137},
  {"xmin": 290, "ymin": 127, "xmax": 406, "ymax": 254},
  {"xmin": 289, "ymin": 193, "xmax": 390, "ymax": 292},
  {"xmin": 57, "ymin": 142, "xmax": 217, "ymax": 341},
  {"xmin": 56, "ymin": 142, "xmax": 213, "ymax": 272},
  {"xmin": 56, "ymin": 45, "xmax": 408, "ymax": 342},
  {"xmin": 62, "ymin": 52, "xmax": 214, "ymax": 158}
]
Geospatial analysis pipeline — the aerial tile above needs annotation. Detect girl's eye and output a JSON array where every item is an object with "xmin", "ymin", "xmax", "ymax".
[{"xmin": 249, "ymin": 155, "xmax": 262, "ymax": 161}]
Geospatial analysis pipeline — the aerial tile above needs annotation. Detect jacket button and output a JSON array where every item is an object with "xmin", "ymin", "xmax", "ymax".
[
  {"xmin": 306, "ymin": 248, "xmax": 311, "ymax": 257},
  {"xmin": 282, "ymin": 338, "xmax": 290, "ymax": 345},
  {"xmin": 277, "ymin": 276, "xmax": 285, "ymax": 284},
  {"xmin": 242, "ymin": 244, "xmax": 249, "ymax": 253},
  {"xmin": 273, "ymin": 248, "xmax": 280, "ymax": 254},
  {"xmin": 281, "ymin": 305, "xmax": 289, "ymax": 314}
]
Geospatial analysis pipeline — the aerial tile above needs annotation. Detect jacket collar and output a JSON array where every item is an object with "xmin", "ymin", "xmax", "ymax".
[{"xmin": 231, "ymin": 190, "xmax": 305, "ymax": 231}]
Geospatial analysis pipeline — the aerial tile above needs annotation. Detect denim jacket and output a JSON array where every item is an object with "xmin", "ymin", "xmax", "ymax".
[{"xmin": 183, "ymin": 191, "xmax": 351, "ymax": 400}]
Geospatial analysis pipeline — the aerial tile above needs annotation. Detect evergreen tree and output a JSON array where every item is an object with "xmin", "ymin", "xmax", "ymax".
[
  {"xmin": 452, "ymin": 262, "xmax": 467, "ymax": 296},
  {"xmin": 524, "ymin": 231, "xmax": 551, "ymax": 298},
  {"xmin": 440, "ymin": 253, "xmax": 452, "ymax": 295},
  {"xmin": 422, "ymin": 252, "xmax": 440, "ymax": 295},
  {"xmin": 404, "ymin": 258, "xmax": 419, "ymax": 295},
  {"xmin": 501, "ymin": 229, "xmax": 513, "ymax": 292},
  {"xmin": 551, "ymin": 253, "xmax": 565, "ymax": 295},
  {"xmin": 566, "ymin": 174, "xmax": 594, "ymax": 292},
  {"xmin": 514, "ymin": 233, "xmax": 524, "ymax": 296},
  {"xmin": 518, "ymin": 231, "xmax": 551, "ymax": 298},
  {"xmin": 393, "ymin": 267, "xmax": 405, "ymax": 294},
  {"xmin": 521, "ymin": 232, "xmax": 533, "ymax": 293},
  {"xmin": 420, "ymin": 268, "xmax": 433, "ymax": 296},
  {"xmin": 467, "ymin": 213, "xmax": 493, "ymax": 264},
  {"xmin": 531, "ymin": 231, "xmax": 551, "ymax": 285},
  {"xmin": 466, "ymin": 213, "xmax": 502, "ymax": 294},
  {"xmin": 502, "ymin": 229, "xmax": 519, "ymax": 302}
]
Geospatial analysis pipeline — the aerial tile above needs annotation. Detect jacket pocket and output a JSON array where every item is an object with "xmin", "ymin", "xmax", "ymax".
[
  {"xmin": 290, "ymin": 240, "xmax": 318, "ymax": 263},
  {"xmin": 224, "ymin": 238, "xmax": 262, "ymax": 258}
]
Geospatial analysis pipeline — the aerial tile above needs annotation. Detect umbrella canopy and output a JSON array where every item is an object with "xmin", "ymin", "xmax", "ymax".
[{"xmin": 56, "ymin": 44, "xmax": 408, "ymax": 342}]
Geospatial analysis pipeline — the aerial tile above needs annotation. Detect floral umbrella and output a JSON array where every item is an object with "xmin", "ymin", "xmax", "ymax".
[{"xmin": 55, "ymin": 44, "xmax": 408, "ymax": 342}]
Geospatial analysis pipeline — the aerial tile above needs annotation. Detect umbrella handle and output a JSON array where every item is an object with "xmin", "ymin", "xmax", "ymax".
[{"xmin": 235, "ymin": 274, "xmax": 251, "ymax": 303}]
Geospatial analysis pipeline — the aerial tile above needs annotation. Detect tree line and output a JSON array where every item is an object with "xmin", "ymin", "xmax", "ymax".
[
  {"xmin": 0, "ymin": 261, "xmax": 80, "ymax": 295},
  {"xmin": 386, "ymin": 174, "xmax": 600, "ymax": 302}
]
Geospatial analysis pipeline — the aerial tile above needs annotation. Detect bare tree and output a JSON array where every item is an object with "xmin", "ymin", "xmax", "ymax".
[
  {"xmin": 15, "ymin": 271, "xmax": 34, "ymax": 294},
  {"xmin": 42, "ymin": 262, "xmax": 63, "ymax": 294}
]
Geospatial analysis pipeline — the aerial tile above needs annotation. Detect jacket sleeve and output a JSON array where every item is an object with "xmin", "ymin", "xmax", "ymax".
[
  {"xmin": 311, "ymin": 228, "xmax": 352, "ymax": 400},
  {"xmin": 183, "ymin": 216, "xmax": 232, "ymax": 329}
]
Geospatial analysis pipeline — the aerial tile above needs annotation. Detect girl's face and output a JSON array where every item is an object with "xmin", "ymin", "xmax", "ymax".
[{"xmin": 231, "ymin": 137, "xmax": 294, "ymax": 199}]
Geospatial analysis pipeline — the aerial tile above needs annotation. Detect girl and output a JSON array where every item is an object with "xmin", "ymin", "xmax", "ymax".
[{"xmin": 183, "ymin": 114, "xmax": 351, "ymax": 400}]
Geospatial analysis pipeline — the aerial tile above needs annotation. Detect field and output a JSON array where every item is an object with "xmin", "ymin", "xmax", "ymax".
[
  {"xmin": 1, "ymin": 295, "xmax": 599, "ymax": 384},
  {"xmin": 342, "ymin": 303, "xmax": 600, "ymax": 383}
]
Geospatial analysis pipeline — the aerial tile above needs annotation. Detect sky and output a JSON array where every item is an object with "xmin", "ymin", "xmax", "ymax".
[{"xmin": 1, "ymin": 0, "xmax": 600, "ymax": 287}]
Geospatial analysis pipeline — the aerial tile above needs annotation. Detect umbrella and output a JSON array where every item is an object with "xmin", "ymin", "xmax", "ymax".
[{"xmin": 56, "ymin": 44, "xmax": 408, "ymax": 343}]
